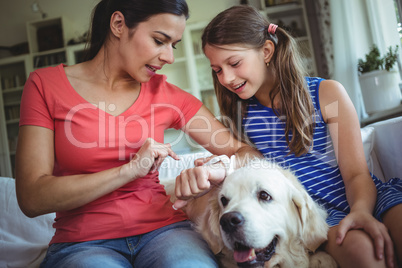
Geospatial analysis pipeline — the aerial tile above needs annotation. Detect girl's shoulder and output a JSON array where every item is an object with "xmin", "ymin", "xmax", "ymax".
[
  {"xmin": 317, "ymin": 79, "xmax": 350, "ymax": 122},
  {"xmin": 318, "ymin": 79, "xmax": 347, "ymax": 102}
]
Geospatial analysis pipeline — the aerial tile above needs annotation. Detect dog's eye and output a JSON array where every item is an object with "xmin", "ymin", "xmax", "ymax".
[
  {"xmin": 220, "ymin": 196, "xmax": 229, "ymax": 207},
  {"xmin": 259, "ymin": 191, "xmax": 272, "ymax": 201}
]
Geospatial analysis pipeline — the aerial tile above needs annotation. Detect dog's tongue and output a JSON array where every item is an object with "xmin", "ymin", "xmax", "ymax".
[{"xmin": 233, "ymin": 248, "xmax": 256, "ymax": 263}]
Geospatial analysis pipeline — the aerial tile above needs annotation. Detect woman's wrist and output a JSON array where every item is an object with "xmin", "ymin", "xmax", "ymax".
[{"xmin": 119, "ymin": 161, "xmax": 140, "ymax": 182}]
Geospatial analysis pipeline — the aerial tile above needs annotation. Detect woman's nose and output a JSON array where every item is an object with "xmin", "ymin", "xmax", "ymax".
[{"xmin": 160, "ymin": 47, "xmax": 175, "ymax": 64}]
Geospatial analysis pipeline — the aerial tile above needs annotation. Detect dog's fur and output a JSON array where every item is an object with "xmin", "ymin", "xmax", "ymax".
[{"xmin": 162, "ymin": 158, "xmax": 337, "ymax": 268}]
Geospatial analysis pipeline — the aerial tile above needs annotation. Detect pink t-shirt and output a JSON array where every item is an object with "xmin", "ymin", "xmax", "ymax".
[{"xmin": 20, "ymin": 64, "xmax": 202, "ymax": 244}]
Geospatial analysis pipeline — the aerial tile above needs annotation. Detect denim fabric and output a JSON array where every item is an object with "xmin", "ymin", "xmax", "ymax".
[{"xmin": 40, "ymin": 220, "xmax": 218, "ymax": 268}]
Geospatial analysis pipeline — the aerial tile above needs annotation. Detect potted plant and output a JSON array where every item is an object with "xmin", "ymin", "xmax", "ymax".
[{"xmin": 358, "ymin": 44, "xmax": 402, "ymax": 114}]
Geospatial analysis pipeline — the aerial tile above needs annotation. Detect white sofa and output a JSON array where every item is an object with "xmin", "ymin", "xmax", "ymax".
[
  {"xmin": 359, "ymin": 116, "xmax": 402, "ymax": 182},
  {"xmin": 1, "ymin": 116, "xmax": 401, "ymax": 268}
]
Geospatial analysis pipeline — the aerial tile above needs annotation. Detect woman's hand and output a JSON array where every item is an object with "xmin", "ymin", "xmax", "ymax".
[
  {"xmin": 121, "ymin": 138, "xmax": 179, "ymax": 180},
  {"xmin": 173, "ymin": 157, "xmax": 226, "ymax": 209},
  {"xmin": 193, "ymin": 155, "xmax": 218, "ymax": 167},
  {"xmin": 336, "ymin": 210, "xmax": 395, "ymax": 267}
]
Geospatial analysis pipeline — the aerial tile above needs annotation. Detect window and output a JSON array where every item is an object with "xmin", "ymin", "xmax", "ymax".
[{"xmin": 394, "ymin": 0, "xmax": 402, "ymax": 45}]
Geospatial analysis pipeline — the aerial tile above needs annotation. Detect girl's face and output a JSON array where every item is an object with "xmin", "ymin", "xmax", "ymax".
[
  {"xmin": 118, "ymin": 13, "xmax": 186, "ymax": 83},
  {"xmin": 204, "ymin": 44, "xmax": 270, "ymax": 100}
]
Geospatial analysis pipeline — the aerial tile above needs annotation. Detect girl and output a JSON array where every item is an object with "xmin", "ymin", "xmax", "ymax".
[
  {"xmin": 16, "ymin": 1, "xmax": 260, "ymax": 267},
  {"xmin": 201, "ymin": 5, "xmax": 402, "ymax": 268}
]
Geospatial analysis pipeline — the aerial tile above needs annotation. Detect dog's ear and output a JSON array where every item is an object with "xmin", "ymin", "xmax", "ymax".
[
  {"xmin": 289, "ymin": 176, "xmax": 329, "ymax": 252},
  {"xmin": 197, "ymin": 195, "xmax": 225, "ymax": 254}
]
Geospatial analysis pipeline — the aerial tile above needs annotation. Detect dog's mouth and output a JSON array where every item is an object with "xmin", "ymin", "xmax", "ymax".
[{"xmin": 234, "ymin": 236, "xmax": 278, "ymax": 267}]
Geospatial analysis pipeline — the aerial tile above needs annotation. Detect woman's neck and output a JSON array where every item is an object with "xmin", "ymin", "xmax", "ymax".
[{"xmin": 86, "ymin": 46, "xmax": 140, "ymax": 91}]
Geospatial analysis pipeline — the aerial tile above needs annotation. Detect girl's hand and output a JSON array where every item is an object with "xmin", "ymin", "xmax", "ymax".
[
  {"xmin": 173, "ymin": 160, "xmax": 226, "ymax": 209},
  {"xmin": 121, "ymin": 138, "xmax": 179, "ymax": 180},
  {"xmin": 336, "ymin": 211, "xmax": 395, "ymax": 267}
]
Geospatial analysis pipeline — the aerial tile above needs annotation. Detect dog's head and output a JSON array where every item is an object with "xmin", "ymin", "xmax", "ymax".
[{"xmin": 202, "ymin": 159, "xmax": 328, "ymax": 267}]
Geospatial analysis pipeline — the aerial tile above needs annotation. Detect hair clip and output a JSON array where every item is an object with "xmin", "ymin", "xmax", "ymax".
[{"xmin": 268, "ymin": 23, "xmax": 278, "ymax": 35}]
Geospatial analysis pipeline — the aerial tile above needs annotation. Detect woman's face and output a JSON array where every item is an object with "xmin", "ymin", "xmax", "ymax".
[
  {"xmin": 118, "ymin": 13, "xmax": 186, "ymax": 83},
  {"xmin": 204, "ymin": 44, "xmax": 269, "ymax": 100}
]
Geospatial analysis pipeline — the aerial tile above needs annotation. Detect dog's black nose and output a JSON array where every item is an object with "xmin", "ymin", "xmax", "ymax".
[{"xmin": 220, "ymin": 212, "xmax": 245, "ymax": 233}]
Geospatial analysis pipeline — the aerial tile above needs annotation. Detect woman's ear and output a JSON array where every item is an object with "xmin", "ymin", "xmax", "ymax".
[
  {"xmin": 110, "ymin": 11, "xmax": 125, "ymax": 38},
  {"xmin": 263, "ymin": 40, "xmax": 275, "ymax": 64}
]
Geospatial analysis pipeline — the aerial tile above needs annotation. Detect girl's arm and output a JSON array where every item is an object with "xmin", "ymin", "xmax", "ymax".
[
  {"xmin": 15, "ymin": 125, "xmax": 178, "ymax": 217},
  {"xmin": 319, "ymin": 79, "xmax": 393, "ymax": 263},
  {"xmin": 320, "ymin": 80, "xmax": 376, "ymax": 222}
]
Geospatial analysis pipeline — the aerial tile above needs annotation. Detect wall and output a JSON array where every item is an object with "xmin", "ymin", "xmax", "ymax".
[
  {"xmin": 187, "ymin": 0, "xmax": 260, "ymax": 23},
  {"xmin": 0, "ymin": 0, "xmax": 97, "ymax": 48},
  {"xmin": 0, "ymin": 0, "xmax": 258, "ymax": 54}
]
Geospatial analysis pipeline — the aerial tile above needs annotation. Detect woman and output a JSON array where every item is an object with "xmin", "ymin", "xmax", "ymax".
[{"xmin": 16, "ymin": 1, "xmax": 260, "ymax": 267}]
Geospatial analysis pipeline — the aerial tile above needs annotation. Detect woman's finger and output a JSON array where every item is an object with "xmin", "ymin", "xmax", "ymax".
[
  {"xmin": 194, "ymin": 155, "xmax": 217, "ymax": 166},
  {"xmin": 166, "ymin": 144, "xmax": 180, "ymax": 160}
]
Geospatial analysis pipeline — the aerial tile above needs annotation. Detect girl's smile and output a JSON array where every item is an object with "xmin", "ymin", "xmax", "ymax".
[{"xmin": 233, "ymin": 81, "xmax": 247, "ymax": 93}]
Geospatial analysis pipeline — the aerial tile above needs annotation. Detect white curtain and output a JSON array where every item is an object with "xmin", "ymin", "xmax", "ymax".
[{"xmin": 329, "ymin": 0, "xmax": 366, "ymax": 119}]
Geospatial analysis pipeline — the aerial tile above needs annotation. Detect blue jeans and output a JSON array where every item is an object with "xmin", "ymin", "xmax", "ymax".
[{"xmin": 40, "ymin": 220, "xmax": 218, "ymax": 268}]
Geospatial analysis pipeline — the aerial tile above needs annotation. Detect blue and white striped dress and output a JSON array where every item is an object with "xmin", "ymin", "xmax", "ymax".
[{"xmin": 243, "ymin": 77, "xmax": 402, "ymax": 226}]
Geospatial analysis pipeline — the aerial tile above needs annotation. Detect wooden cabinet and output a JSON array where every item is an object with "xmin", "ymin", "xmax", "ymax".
[
  {"xmin": 260, "ymin": 0, "xmax": 317, "ymax": 76},
  {"xmin": 0, "ymin": 55, "xmax": 31, "ymax": 177},
  {"xmin": 27, "ymin": 17, "xmax": 72, "ymax": 70},
  {"xmin": 0, "ymin": 17, "xmax": 86, "ymax": 177}
]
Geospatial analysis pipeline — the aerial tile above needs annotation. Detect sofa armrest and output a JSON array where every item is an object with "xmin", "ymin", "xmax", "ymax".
[{"xmin": 365, "ymin": 117, "xmax": 402, "ymax": 181}]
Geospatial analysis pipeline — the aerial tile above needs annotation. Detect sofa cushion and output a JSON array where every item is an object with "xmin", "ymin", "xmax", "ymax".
[
  {"xmin": 360, "ymin": 126, "xmax": 375, "ymax": 163},
  {"xmin": 369, "ymin": 117, "xmax": 402, "ymax": 181},
  {"xmin": 360, "ymin": 126, "xmax": 385, "ymax": 181},
  {"xmin": 0, "ymin": 177, "xmax": 55, "ymax": 268}
]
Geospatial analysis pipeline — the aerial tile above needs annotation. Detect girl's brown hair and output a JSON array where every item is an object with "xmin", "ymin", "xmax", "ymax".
[{"xmin": 201, "ymin": 5, "xmax": 315, "ymax": 156}]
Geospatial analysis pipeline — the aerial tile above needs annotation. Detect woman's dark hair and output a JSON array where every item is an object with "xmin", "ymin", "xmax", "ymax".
[
  {"xmin": 202, "ymin": 5, "xmax": 315, "ymax": 156},
  {"xmin": 85, "ymin": 0, "xmax": 189, "ymax": 60}
]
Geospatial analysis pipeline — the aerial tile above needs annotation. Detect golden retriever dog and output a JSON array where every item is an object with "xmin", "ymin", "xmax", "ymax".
[{"xmin": 163, "ymin": 158, "xmax": 338, "ymax": 268}]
